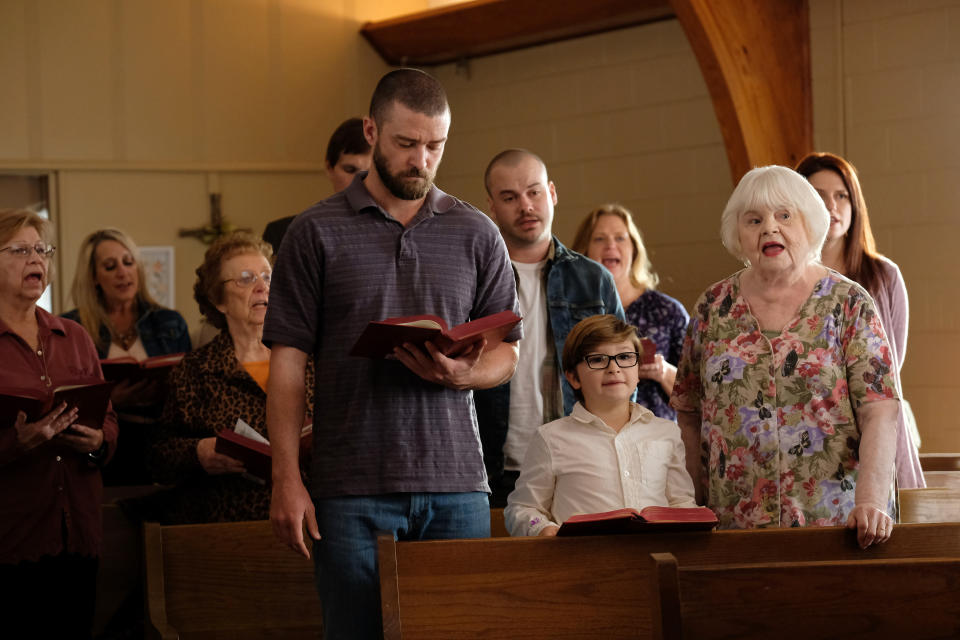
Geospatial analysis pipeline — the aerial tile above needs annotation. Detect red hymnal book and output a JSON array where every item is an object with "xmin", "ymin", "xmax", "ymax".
[
  {"xmin": 0, "ymin": 380, "xmax": 115, "ymax": 429},
  {"xmin": 214, "ymin": 425, "xmax": 313, "ymax": 484},
  {"xmin": 349, "ymin": 310, "xmax": 521, "ymax": 359},
  {"xmin": 100, "ymin": 352, "xmax": 185, "ymax": 383},
  {"xmin": 557, "ymin": 506, "xmax": 718, "ymax": 536},
  {"xmin": 639, "ymin": 337, "xmax": 656, "ymax": 365}
]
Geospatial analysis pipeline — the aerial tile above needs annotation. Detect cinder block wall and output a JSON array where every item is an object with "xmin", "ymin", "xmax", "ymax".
[{"xmin": 432, "ymin": 0, "xmax": 960, "ymax": 452}]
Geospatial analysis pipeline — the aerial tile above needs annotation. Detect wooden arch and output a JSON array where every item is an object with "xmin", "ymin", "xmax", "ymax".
[{"xmin": 360, "ymin": 0, "xmax": 812, "ymax": 183}]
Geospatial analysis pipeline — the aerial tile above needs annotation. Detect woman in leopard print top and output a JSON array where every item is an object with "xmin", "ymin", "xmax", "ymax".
[{"xmin": 147, "ymin": 232, "xmax": 314, "ymax": 523}]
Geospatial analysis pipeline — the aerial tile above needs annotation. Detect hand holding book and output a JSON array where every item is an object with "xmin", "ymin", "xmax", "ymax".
[{"xmin": 350, "ymin": 310, "xmax": 521, "ymax": 359}]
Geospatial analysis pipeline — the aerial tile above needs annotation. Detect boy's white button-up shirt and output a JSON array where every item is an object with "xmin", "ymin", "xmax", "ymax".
[{"xmin": 505, "ymin": 401, "xmax": 697, "ymax": 537}]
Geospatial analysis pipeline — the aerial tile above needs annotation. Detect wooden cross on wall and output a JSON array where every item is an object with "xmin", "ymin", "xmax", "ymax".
[{"xmin": 179, "ymin": 193, "xmax": 246, "ymax": 245}]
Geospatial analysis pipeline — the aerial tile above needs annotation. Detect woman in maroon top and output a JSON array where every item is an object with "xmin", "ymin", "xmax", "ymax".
[{"xmin": 0, "ymin": 209, "xmax": 118, "ymax": 639}]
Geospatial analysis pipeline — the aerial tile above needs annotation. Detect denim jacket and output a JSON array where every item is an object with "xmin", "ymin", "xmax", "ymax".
[
  {"xmin": 62, "ymin": 300, "xmax": 192, "ymax": 359},
  {"xmin": 475, "ymin": 236, "xmax": 624, "ymax": 488}
]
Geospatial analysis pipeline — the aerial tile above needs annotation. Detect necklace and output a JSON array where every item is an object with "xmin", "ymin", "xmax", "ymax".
[{"xmin": 112, "ymin": 325, "xmax": 138, "ymax": 350}]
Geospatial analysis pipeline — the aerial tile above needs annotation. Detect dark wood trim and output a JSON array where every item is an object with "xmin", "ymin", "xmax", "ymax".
[
  {"xmin": 142, "ymin": 522, "xmax": 176, "ymax": 640},
  {"xmin": 360, "ymin": 0, "xmax": 674, "ymax": 66},
  {"xmin": 651, "ymin": 553, "xmax": 680, "ymax": 640},
  {"xmin": 920, "ymin": 453, "xmax": 960, "ymax": 472},
  {"xmin": 670, "ymin": 0, "xmax": 813, "ymax": 182},
  {"xmin": 378, "ymin": 532, "xmax": 402, "ymax": 640}
]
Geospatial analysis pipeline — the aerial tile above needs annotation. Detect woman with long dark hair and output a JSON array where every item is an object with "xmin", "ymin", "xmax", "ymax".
[{"xmin": 796, "ymin": 152, "xmax": 923, "ymax": 489}]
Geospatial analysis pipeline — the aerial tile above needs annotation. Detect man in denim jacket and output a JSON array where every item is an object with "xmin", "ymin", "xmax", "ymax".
[{"xmin": 477, "ymin": 149, "xmax": 625, "ymax": 507}]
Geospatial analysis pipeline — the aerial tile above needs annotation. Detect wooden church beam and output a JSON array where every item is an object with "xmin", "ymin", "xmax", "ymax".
[{"xmin": 670, "ymin": 0, "xmax": 813, "ymax": 183}]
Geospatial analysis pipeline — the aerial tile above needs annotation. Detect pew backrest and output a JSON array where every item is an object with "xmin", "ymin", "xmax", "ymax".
[
  {"xmin": 377, "ymin": 523, "xmax": 960, "ymax": 640},
  {"xmin": 654, "ymin": 553, "xmax": 960, "ymax": 640},
  {"xmin": 900, "ymin": 487, "xmax": 960, "ymax": 523},
  {"xmin": 919, "ymin": 453, "xmax": 960, "ymax": 471},
  {"xmin": 143, "ymin": 520, "xmax": 323, "ymax": 639}
]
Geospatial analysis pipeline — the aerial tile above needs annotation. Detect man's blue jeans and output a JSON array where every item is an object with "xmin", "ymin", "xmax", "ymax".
[{"xmin": 313, "ymin": 492, "xmax": 490, "ymax": 639}]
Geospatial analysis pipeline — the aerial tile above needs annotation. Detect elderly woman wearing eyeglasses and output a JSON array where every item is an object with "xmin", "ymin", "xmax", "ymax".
[
  {"xmin": 0, "ymin": 209, "xmax": 118, "ymax": 638},
  {"xmin": 147, "ymin": 232, "xmax": 314, "ymax": 523}
]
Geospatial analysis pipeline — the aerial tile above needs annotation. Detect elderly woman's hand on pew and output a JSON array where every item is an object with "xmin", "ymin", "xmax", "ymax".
[{"xmin": 846, "ymin": 504, "xmax": 893, "ymax": 549}]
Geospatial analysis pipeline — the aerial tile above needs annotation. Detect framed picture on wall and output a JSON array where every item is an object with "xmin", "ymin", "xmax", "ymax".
[{"xmin": 140, "ymin": 246, "xmax": 175, "ymax": 309}]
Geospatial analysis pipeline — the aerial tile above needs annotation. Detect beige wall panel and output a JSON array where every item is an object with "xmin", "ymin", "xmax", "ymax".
[
  {"xmin": 274, "ymin": 1, "xmax": 345, "ymax": 164},
  {"xmin": 56, "ymin": 170, "xmax": 209, "ymax": 330},
  {"xmin": 629, "ymin": 54, "xmax": 708, "ymax": 107},
  {"xmin": 841, "ymin": 20, "xmax": 876, "ymax": 74},
  {"xmin": 874, "ymin": 9, "xmax": 951, "ymax": 70},
  {"xmin": 119, "ymin": 0, "xmax": 196, "ymax": 161},
  {"xmin": 886, "ymin": 115, "xmax": 960, "ymax": 170},
  {"xmin": 217, "ymin": 171, "xmax": 327, "ymax": 233},
  {"xmin": 0, "ymin": 0, "xmax": 31, "ymax": 159},
  {"xmin": 903, "ymin": 385, "xmax": 955, "ymax": 452},
  {"xmin": 856, "ymin": 171, "xmax": 918, "ymax": 228},
  {"xmin": 198, "ymin": 0, "xmax": 275, "ymax": 162},
  {"xmin": 921, "ymin": 61, "xmax": 960, "ymax": 117},
  {"xmin": 829, "ymin": 0, "xmax": 960, "ymax": 451},
  {"xmin": 351, "ymin": 0, "xmax": 429, "ymax": 22},
  {"xmin": 845, "ymin": 69, "xmax": 924, "ymax": 125},
  {"xmin": 602, "ymin": 18, "xmax": 691, "ymax": 63},
  {"xmin": 37, "ymin": 0, "xmax": 116, "ymax": 160}
]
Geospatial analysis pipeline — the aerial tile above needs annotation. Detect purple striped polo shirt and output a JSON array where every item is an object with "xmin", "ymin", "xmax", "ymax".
[{"xmin": 263, "ymin": 174, "xmax": 521, "ymax": 497}]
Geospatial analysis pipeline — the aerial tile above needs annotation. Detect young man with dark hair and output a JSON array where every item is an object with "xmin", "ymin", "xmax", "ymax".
[
  {"xmin": 264, "ymin": 68, "xmax": 520, "ymax": 639},
  {"xmin": 262, "ymin": 117, "xmax": 372, "ymax": 254}
]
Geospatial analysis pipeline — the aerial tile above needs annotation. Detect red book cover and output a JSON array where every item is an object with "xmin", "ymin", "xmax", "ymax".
[
  {"xmin": 349, "ymin": 310, "xmax": 521, "ymax": 358},
  {"xmin": 214, "ymin": 424, "xmax": 313, "ymax": 484},
  {"xmin": 100, "ymin": 352, "xmax": 185, "ymax": 383},
  {"xmin": 215, "ymin": 429, "xmax": 273, "ymax": 482},
  {"xmin": 0, "ymin": 380, "xmax": 115, "ymax": 429},
  {"xmin": 557, "ymin": 506, "xmax": 718, "ymax": 536},
  {"xmin": 639, "ymin": 337, "xmax": 656, "ymax": 365}
]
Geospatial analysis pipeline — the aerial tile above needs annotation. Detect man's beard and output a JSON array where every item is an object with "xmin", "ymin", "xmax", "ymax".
[{"xmin": 374, "ymin": 143, "xmax": 435, "ymax": 200}]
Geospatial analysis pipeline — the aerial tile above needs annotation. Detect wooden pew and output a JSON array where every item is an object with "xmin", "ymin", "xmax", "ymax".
[
  {"xmin": 920, "ymin": 453, "xmax": 960, "ymax": 471},
  {"xmin": 920, "ymin": 453, "xmax": 960, "ymax": 487},
  {"xmin": 489, "ymin": 508, "xmax": 508, "ymax": 538},
  {"xmin": 143, "ymin": 520, "xmax": 323, "ymax": 639},
  {"xmin": 923, "ymin": 471, "xmax": 960, "ymax": 488},
  {"xmin": 654, "ymin": 552, "xmax": 960, "ymax": 639},
  {"xmin": 900, "ymin": 487, "xmax": 960, "ymax": 523},
  {"xmin": 377, "ymin": 523, "xmax": 960, "ymax": 640}
]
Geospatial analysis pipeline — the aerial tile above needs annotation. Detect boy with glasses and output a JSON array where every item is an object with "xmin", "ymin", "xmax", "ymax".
[{"xmin": 505, "ymin": 314, "xmax": 697, "ymax": 536}]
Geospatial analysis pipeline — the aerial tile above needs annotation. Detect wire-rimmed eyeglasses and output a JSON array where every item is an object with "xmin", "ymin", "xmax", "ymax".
[
  {"xmin": 0, "ymin": 243, "xmax": 56, "ymax": 259},
  {"xmin": 221, "ymin": 270, "xmax": 271, "ymax": 288}
]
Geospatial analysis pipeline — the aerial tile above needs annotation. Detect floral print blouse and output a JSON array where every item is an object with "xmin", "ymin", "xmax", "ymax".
[{"xmin": 671, "ymin": 270, "xmax": 898, "ymax": 529}]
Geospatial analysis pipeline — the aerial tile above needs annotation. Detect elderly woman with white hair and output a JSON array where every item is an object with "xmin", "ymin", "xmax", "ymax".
[{"xmin": 671, "ymin": 166, "xmax": 899, "ymax": 549}]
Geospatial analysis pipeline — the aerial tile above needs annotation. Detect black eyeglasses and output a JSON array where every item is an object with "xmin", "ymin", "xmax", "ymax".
[
  {"xmin": 583, "ymin": 351, "xmax": 640, "ymax": 369},
  {"xmin": 0, "ymin": 243, "xmax": 56, "ymax": 259},
  {"xmin": 221, "ymin": 270, "xmax": 271, "ymax": 288}
]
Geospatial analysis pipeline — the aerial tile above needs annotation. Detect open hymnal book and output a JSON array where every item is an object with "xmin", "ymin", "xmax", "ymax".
[
  {"xmin": 349, "ymin": 310, "xmax": 521, "ymax": 359},
  {"xmin": 0, "ymin": 380, "xmax": 114, "ymax": 430},
  {"xmin": 100, "ymin": 352, "xmax": 184, "ymax": 384},
  {"xmin": 556, "ymin": 506, "xmax": 718, "ymax": 536},
  {"xmin": 214, "ymin": 418, "xmax": 312, "ymax": 485}
]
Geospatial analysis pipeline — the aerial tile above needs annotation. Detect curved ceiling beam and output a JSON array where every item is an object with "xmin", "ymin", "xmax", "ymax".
[{"xmin": 670, "ymin": 0, "xmax": 813, "ymax": 183}]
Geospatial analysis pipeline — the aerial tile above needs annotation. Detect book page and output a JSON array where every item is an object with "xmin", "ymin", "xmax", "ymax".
[
  {"xmin": 234, "ymin": 418, "xmax": 269, "ymax": 445},
  {"xmin": 398, "ymin": 319, "xmax": 443, "ymax": 329}
]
